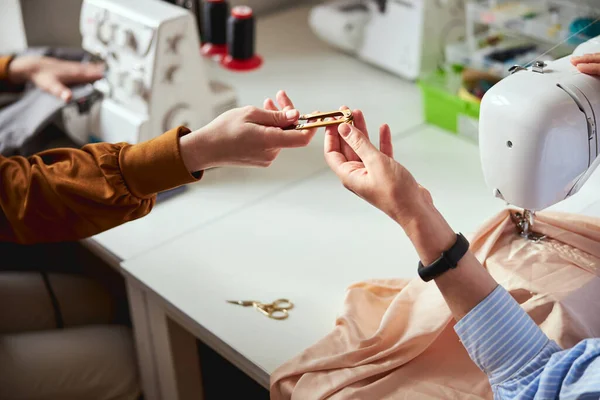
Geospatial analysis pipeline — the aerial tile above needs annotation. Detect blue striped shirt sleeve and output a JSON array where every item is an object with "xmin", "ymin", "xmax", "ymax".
[{"xmin": 454, "ymin": 285, "xmax": 600, "ymax": 399}]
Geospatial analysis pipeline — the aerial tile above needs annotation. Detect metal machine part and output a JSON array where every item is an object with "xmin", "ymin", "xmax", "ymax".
[
  {"xmin": 284, "ymin": 109, "xmax": 354, "ymax": 130},
  {"xmin": 532, "ymin": 60, "xmax": 547, "ymax": 74},
  {"xmin": 511, "ymin": 209, "xmax": 546, "ymax": 242}
]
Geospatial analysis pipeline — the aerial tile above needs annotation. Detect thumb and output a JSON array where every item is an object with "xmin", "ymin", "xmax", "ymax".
[
  {"xmin": 338, "ymin": 123, "xmax": 379, "ymax": 165},
  {"xmin": 246, "ymin": 107, "xmax": 299, "ymax": 128},
  {"xmin": 36, "ymin": 74, "xmax": 72, "ymax": 101}
]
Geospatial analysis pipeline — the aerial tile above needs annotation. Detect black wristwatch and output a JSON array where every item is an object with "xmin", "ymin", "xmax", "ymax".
[{"xmin": 418, "ymin": 233, "xmax": 470, "ymax": 282}]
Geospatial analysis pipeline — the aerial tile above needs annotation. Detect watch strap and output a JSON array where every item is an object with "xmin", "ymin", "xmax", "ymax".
[{"xmin": 418, "ymin": 233, "xmax": 469, "ymax": 282}]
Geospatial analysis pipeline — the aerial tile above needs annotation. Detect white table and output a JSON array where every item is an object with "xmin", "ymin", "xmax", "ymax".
[
  {"xmin": 88, "ymin": 4, "xmax": 422, "ymax": 262},
  {"xmin": 120, "ymin": 124, "xmax": 508, "ymax": 398}
]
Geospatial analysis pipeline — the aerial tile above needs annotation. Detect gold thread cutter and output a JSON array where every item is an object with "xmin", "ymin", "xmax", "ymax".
[{"xmin": 284, "ymin": 109, "xmax": 353, "ymax": 130}]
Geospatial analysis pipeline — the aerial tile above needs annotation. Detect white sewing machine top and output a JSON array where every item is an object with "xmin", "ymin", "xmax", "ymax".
[
  {"xmin": 83, "ymin": 0, "xmax": 188, "ymax": 27},
  {"xmin": 90, "ymin": 4, "xmax": 421, "ymax": 261},
  {"xmin": 121, "ymin": 125, "xmax": 507, "ymax": 388}
]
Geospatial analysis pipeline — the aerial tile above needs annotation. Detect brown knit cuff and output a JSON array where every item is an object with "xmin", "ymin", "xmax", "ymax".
[
  {"xmin": 119, "ymin": 127, "xmax": 203, "ymax": 199},
  {"xmin": 0, "ymin": 55, "xmax": 16, "ymax": 81}
]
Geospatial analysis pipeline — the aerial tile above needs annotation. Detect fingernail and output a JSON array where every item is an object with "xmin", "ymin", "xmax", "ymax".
[
  {"xmin": 338, "ymin": 123, "xmax": 351, "ymax": 137},
  {"xmin": 61, "ymin": 90, "xmax": 70, "ymax": 101},
  {"xmin": 286, "ymin": 109, "xmax": 298, "ymax": 119}
]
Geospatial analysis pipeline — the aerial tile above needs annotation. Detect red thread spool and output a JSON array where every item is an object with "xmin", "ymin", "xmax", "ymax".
[
  {"xmin": 220, "ymin": 5, "xmax": 262, "ymax": 71},
  {"xmin": 200, "ymin": 0, "xmax": 229, "ymax": 57}
]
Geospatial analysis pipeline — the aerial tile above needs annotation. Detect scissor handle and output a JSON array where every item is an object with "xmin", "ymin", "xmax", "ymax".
[
  {"xmin": 252, "ymin": 299, "xmax": 293, "ymax": 320},
  {"xmin": 267, "ymin": 308, "xmax": 289, "ymax": 320},
  {"xmin": 253, "ymin": 303, "xmax": 289, "ymax": 320},
  {"xmin": 270, "ymin": 298, "xmax": 294, "ymax": 310}
]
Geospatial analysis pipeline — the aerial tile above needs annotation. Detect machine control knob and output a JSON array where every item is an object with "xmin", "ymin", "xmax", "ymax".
[
  {"xmin": 98, "ymin": 20, "xmax": 115, "ymax": 44},
  {"xmin": 166, "ymin": 33, "xmax": 183, "ymax": 54},
  {"xmin": 163, "ymin": 65, "xmax": 179, "ymax": 83},
  {"xmin": 116, "ymin": 29, "xmax": 137, "ymax": 50}
]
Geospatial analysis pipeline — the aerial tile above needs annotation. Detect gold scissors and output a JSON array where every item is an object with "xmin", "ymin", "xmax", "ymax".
[
  {"xmin": 226, "ymin": 298, "xmax": 294, "ymax": 320},
  {"xmin": 284, "ymin": 109, "xmax": 353, "ymax": 130}
]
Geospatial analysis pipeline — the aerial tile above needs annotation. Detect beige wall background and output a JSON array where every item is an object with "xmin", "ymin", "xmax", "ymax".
[{"xmin": 20, "ymin": 0, "xmax": 314, "ymax": 48}]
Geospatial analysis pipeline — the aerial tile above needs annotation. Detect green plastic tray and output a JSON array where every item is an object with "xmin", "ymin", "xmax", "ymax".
[{"xmin": 418, "ymin": 71, "xmax": 480, "ymax": 134}]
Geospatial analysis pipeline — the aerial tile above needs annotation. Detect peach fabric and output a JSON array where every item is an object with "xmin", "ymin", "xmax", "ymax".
[{"xmin": 270, "ymin": 210, "xmax": 600, "ymax": 399}]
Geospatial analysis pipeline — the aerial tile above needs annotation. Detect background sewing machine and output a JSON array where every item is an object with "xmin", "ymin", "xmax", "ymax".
[
  {"xmin": 307, "ymin": 0, "xmax": 466, "ymax": 80},
  {"xmin": 62, "ymin": 0, "xmax": 237, "ymax": 146},
  {"xmin": 479, "ymin": 34, "xmax": 600, "ymax": 231}
]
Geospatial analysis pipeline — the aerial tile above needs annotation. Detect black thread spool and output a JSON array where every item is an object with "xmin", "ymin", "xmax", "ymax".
[
  {"xmin": 200, "ymin": 0, "xmax": 229, "ymax": 57},
  {"xmin": 220, "ymin": 5, "xmax": 262, "ymax": 71}
]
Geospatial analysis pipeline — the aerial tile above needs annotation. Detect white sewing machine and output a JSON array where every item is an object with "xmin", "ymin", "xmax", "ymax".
[
  {"xmin": 308, "ymin": 0, "xmax": 466, "ymax": 80},
  {"xmin": 479, "ymin": 35, "xmax": 600, "ymax": 221},
  {"xmin": 63, "ymin": 0, "xmax": 237, "ymax": 145}
]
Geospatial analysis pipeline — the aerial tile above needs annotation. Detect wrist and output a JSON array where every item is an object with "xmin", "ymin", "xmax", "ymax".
[
  {"xmin": 179, "ymin": 127, "xmax": 219, "ymax": 173},
  {"xmin": 398, "ymin": 202, "xmax": 457, "ymax": 266}
]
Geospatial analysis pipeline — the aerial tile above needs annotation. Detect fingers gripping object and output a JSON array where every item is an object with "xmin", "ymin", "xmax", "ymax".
[{"xmin": 284, "ymin": 109, "xmax": 353, "ymax": 130}]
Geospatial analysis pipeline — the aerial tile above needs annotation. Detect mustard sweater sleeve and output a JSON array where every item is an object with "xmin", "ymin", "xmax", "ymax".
[
  {"xmin": 0, "ymin": 55, "xmax": 15, "ymax": 81},
  {"xmin": 0, "ymin": 127, "xmax": 202, "ymax": 244}
]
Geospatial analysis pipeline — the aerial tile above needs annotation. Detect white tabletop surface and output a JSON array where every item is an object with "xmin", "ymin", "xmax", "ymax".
[
  {"xmin": 91, "ymin": 4, "xmax": 422, "ymax": 261},
  {"xmin": 121, "ymin": 125, "xmax": 510, "ymax": 387}
]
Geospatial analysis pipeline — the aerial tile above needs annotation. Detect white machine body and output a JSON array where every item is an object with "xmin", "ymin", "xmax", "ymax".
[
  {"xmin": 308, "ymin": 0, "xmax": 465, "ymax": 80},
  {"xmin": 479, "ymin": 35, "xmax": 600, "ymax": 212},
  {"xmin": 74, "ymin": 0, "xmax": 236, "ymax": 145}
]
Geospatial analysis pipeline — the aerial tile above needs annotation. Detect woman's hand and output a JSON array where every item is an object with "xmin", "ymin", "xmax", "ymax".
[
  {"xmin": 7, "ymin": 55, "xmax": 104, "ymax": 101},
  {"xmin": 180, "ymin": 91, "xmax": 316, "ymax": 171},
  {"xmin": 572, "ymin": 53, "xmax": 600, "ymax": 75},
  {"xmin": 324, "ymin": 109, "xmax": 433, "ymax": 228},
  {"xmin": 264, "ymin": 89, "xmax": 321, "ymax": 144}
]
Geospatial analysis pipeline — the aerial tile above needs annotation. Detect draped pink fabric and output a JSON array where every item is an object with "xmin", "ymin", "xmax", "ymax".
[{"xmin": 270, "ymin": 210, "xmax": 600, "ymax": 400}]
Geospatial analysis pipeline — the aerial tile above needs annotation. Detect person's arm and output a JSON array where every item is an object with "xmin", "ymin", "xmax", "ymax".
[
  {"xmin": 1, "ymin": 90, "xmax": 314, "ymax": 244},
  {"xmin": 324, "ymin": 112, "xmax": 600, "ymax": 399},
  {"xmin": 0, "ymin": 126, "xmax": 199, "ymax": 243},
  {"xmin": 0, "ymin": 53, "xmax": 104, "ymax": 100}
]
